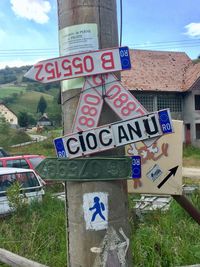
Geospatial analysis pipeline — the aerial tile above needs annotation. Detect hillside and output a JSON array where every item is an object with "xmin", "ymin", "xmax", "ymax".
[
  {"xmin": 0, "ymin": 65, "xmax": 30, "ymax": 84},
  {"xmin": 0, "ymin": 67, "xmax": 61, "ymax": 126},
  {"xmin": 6, "ymin": 90, "xmax": 60, "ymax": 121}
]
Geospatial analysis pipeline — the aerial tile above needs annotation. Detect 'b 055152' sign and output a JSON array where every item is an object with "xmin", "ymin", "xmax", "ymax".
[
  {"xmin": 24, "ymin": 47, "xmax": 131, "ymax": 83},
  {"xmin": 54, "ymin": 109, "xmax": 173, "ymax": 159}
]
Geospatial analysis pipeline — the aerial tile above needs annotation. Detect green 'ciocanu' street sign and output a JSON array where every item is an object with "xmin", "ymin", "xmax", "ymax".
[{"xmin": 36, "ymin": 157, "xmax": 132, "ymax": 181}]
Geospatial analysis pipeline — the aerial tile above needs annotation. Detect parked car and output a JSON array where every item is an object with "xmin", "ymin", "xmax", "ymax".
[
  {"xmin": 0, "ymin": 155, "xmax": 45, "ymax": 170},
  {"xmin": 0, "ymin": 147, "xmax": 9, "ymax": 157},
  {"xmin": 0, "ymin": 167, "xmax": 45, "ymax": 216}
]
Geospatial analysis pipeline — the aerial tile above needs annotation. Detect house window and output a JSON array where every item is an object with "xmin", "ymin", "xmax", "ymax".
[
  {"xmin": 157, "ymin": 95, "xmax": 182, "ymax": 112},
  {"xmin": 195, "ymin": 124, "xmax": 200, "ymax": 139},
  {"xmin": 134, "ymin": 95, "xmax": 154, "ymax": 112},
  {"xmin": 6, "ymin": 159, "xmax": 29, "ymax": 169},
  {"xmin": 195, "ymin": 95, "xmax": 200, "ymax": 110}
]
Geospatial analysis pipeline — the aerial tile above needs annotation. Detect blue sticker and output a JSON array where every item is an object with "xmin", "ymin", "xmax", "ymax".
[
  {"xmin": 131, "ymin": 156, "xmax": 141, "ymax": 179},
  {"xmin": 54, "ymin": 138, "xmax": 67, "ymax": 158},
  {"xmin": 119, "ymin": 47, "xmax": 131, "ymax": 70},
  {"xmin": 158, "ymin": 109, "xmax": 173, "ymax": 134}
]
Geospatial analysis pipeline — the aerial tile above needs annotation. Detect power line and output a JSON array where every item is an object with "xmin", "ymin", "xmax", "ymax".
[
  {"xmin": 0, "ymin": 38, "xmax": 199, "ymax": 58},
  {"xmin": 119, "ymin": 0, "xmax": 123, "ymax": 46},
  {"xmin": 0, "ymin": 48, "xmax": 58, "ymax": 51},
  {"xmin": 128, "ymin": 41, "xmax": 200, "ymax": 50},
  {"xmin": 129, "ymin": 38, "xmax": 200, "ymax": 46},
  {"xmin": 0, "ymin": 39, "xmax": 199, "ymax": 52}
]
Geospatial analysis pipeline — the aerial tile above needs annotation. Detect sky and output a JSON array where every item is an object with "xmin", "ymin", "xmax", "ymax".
[{"xmin": 0, "ymin": 0, "xmax": 199, "ymax": 69}]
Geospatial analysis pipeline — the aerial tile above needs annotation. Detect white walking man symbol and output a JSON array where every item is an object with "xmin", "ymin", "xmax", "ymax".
[{"xmin": 83, "ymin": 192, "xmax": 108, "ymax": 231}]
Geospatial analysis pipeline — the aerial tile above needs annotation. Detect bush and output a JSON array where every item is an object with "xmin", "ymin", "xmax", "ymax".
[{"xmin": 6, "ymin": 181, "xmax": 25, "ymax": 213}]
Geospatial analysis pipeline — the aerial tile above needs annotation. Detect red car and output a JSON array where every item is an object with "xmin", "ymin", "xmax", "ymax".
[{"xmin": 0, "ymin": 155, "xmax": 45, "ymax": 170}]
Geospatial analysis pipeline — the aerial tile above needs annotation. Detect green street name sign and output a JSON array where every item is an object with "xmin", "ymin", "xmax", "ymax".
[{"xmin": 36, "ymin": 157, "xmax": 132, "ymax": 181}]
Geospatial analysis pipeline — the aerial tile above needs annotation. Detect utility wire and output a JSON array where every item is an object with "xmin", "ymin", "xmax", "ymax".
[
  {"xmin": 0, "ymin": 39, "xmax": 199, "ymax": 58},
  {"xmin": 0, "ymin": 39, "xmax": 199, "ymax": 53},
  {"xmin": 129, "ymin": 38, "xmax": 200, "ymax": 46},
  {"xmin": 0, "ymin": 39, "xmax": 199, "ymax": 52},
  {"xmin": 119, "ymin": 0, "xmax": 123, "ymax": 46}
]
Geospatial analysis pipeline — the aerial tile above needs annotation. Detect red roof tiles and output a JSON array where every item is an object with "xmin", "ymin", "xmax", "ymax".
[{"xmin": 121, "ymin": 49, "xmax": 200, "ymax": 92}]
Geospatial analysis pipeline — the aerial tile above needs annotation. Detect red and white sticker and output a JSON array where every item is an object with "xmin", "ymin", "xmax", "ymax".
[
  {"xmin": 87, "ymin": 74, "xmax": 147, "ymax": 120},
  {"xmin": 72, "ymin": 80, "xmax": 103, "ymax": 132},
  {"xmin": 72, "ymin": 73, "xmax": 147, "ymax": 134}
]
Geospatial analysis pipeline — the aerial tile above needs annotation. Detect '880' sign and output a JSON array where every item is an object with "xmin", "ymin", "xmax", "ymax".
[
  {"xmin": 72, "ymin": 80, "xmax": 103, "ymax": 132},
  {"xmin": 72, "ymin": 73, "xmax": 147, "ymax": 133},
  {"xmin": 87, "ymin": 74, "xmax": 147, "ymax": 119}
]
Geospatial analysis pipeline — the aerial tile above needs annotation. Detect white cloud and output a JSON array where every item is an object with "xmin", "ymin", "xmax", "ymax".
[
  {"xmin": 10, "ymin": 0, "xmax": 51, "ymax": 24},
  {"xmin": 184, "ymin": 23, "xmax": 200, "ymax": 37}
]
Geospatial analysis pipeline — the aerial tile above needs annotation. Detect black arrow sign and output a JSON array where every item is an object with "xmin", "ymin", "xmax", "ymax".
[{"xmin": 157, "ymin": 166, "xmax": 179, "ymax": 189}]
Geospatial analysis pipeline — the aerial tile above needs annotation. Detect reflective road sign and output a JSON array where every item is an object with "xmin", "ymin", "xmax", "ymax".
[
  {"xmin": 24, "ymin": 47, "xmax": 131, "ymax": 83},
  {"xmin": 54, "ymin": 109, "xmax": 173, "ymax": 159},
  {"xmin": 36, "ymin": 157, "xmax": 132, "ymax": 181}
]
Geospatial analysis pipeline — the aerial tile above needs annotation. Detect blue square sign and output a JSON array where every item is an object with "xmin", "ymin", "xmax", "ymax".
[
  {"xmin": 54, "ymin": 138, "xmax": 67, "ymax": 158},
  {"xmin": 131, "ymin": 156, "xmax": 141, "ymax": 179},
  {"xmin": 119, "ymin": 47, "xmax": 131, "ymax": 70},
  {"xmin": 158, "ymin": 109, "xmax": 173, "ymax": 134}
]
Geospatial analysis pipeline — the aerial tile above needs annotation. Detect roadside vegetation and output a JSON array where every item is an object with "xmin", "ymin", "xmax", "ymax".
[
  {"xmin": 0, "ymin": 72, "xmax": 200, "ymax": 267},
  {"xmin": 0, "ymin": 117, "xmax": 31, "ymax": 149},
  {"xmin": 130, "ymin": 192, "xmax": 200, "ymax": 266},
  {"xmin": 0, "ymin": 133, "xmax": 199, "ymax": 266},
  {"xmin": 0, "ymin": 183, "xmax": 199, "ymax": 267},
  {"xmin": 0, "ymin": 193, "xmax": 67, "ymax": 267},
  {"xmin": 183, "ymin": 144, "xmax": 200, "ymax": 167}
]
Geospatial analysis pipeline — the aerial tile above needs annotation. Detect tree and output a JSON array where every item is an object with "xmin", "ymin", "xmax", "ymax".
[
  {"xmin": 18, "ymin": 111, "xmax": 36, "ymax": 127},
  {"xmin": 18, "ymin": 111, "xmax": 29, "ymax": 127},
  {"xmin": 0, "ymin": 116, "xmax": 9, "ymax": 134},
  {"xmin": 37, "ymin": 96, "xmax": 47, "ymax": 114}
]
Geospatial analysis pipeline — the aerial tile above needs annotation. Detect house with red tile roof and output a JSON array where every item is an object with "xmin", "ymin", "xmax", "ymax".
[{"xmin": 121, "ymin": 49, "xmax": 200, "ymax": 146}]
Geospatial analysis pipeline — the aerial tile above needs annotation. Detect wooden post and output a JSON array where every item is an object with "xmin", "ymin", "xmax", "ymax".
[
  {"xmin": 57, "ymin": 0, "xmax": 132, "ymax": 266},
  {"xmin": 0, "ymin": 248, "xmax": 48, "ymax": 267},
  {"xmin": 173, "ymin": 195, "xmax": 200, "ymax": 225}
]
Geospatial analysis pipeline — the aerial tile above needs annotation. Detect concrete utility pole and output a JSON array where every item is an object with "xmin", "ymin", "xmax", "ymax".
[{"xmin": 57, "ymin": 1, "xmax": 132, "ymax": 266}]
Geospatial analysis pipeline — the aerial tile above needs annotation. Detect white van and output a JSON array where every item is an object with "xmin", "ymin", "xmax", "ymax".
[{"xmin": 0, "ymin": 167, "xmax": 45, "ymax": 216}]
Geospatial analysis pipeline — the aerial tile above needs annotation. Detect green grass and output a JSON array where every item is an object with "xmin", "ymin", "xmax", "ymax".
[
  {"xmin": 9, "ymin": 130, "xmax": 60, "ymax": 156},
  {"xmin": 1, "ymin": 137, "xmax": 200, "ymax": 266},
  {"xmin": 0, "ymin": 191, "xmax": 199, "ymax": 267},
  {"xmin": 183, "ymin": 145, "xmax": 200, "ymax": 158},
  {"xmin": 0, "ymin": 85, "xmax": 26, "ymax": 98},
  {"xmin": 7, "ymin": 91, "xmax": 54, "ymax": 118},
  {"xmin": 0, "ymin": 194, "xmax": 67, "ymax": 267},
  {"xmin": 0, "ymin": 84, "xmax": 61, "ymax": 123},
  {"xmin": 183, "ymin": 145, "xmax": 200, "ymax": 167},
  {"xmin": 0, "ymin": 125, "xmax": 32, "ymax": 149},
  {"xmin": 130, "ymin": 192, "xmax": 200, "ymax": 266}
]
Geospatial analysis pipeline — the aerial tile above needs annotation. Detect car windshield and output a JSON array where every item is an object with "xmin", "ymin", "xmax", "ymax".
[
  {"xmin": 29, "ymin": 157, "xmax": 44, "ymax": 168},
  {"xmin": 0, "ymin": 171, "xmax": 40, "ymax": 192}
]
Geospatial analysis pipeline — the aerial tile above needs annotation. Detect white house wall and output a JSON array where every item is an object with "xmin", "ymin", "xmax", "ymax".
[
  {"xmin": 183, "ymin": 82, "xmax": 200, "ymax": 146},
  {"xmin": 0, "ymin": 104, "xmax": 18, "ymax": 126}
]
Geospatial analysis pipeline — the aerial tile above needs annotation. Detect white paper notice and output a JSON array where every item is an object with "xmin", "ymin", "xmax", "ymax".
[{"xmin": 59, "ymin": 23, "xmax": 99, "ymax": 91}]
